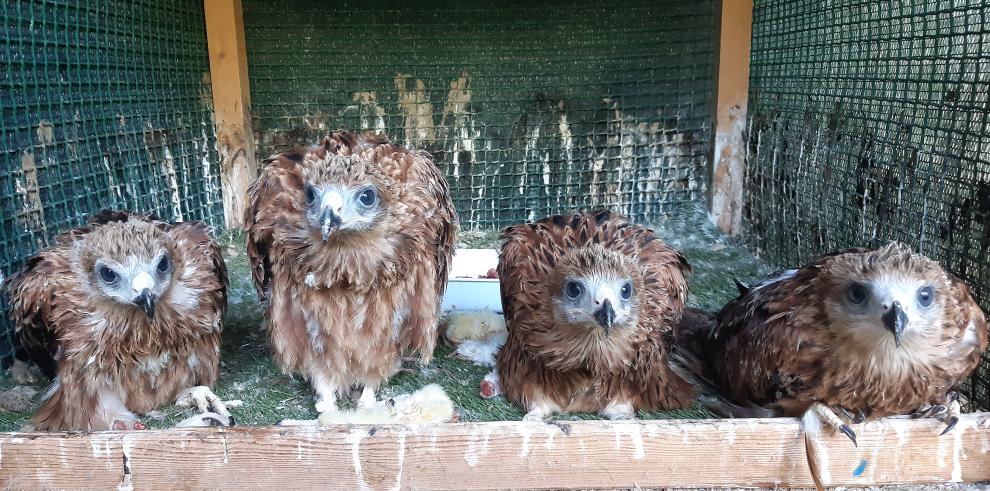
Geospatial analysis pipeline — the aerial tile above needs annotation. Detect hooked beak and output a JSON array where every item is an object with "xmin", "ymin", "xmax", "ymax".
[
  {"xmin": 320, "ymin": 208, "xmax": 342, "ymax": 241},
  {"xmin": 594, "ymin": 299, "xmax": 615, "ymax": 333},
  {"xmin": 881, "ymin": 300, "xmax": 908, "ymax": 347},
  {"xmin": 134, "ymin": 289, "xmax": 156, "ymax": 318},
  {"xmin": 131, "ymin": 271, "xmax": 157, "ymax": 318}
]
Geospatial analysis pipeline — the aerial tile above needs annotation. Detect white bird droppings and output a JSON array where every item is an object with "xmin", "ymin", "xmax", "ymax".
[
  {"xmin": 612, "ymin": 423, "xmax": 645, "ymax": 460},
  {"xmin": 347, "ymin": 429, "xmax": 371, "ymax": 491}
]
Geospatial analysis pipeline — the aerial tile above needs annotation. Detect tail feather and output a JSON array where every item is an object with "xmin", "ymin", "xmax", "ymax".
[
  {"xmin": 672, "ymin": 307, "xmax": 777, "ymax": 419},
  {"xmin": 674, "ymin": 307, "xmax": 717, "ymax": 364}
]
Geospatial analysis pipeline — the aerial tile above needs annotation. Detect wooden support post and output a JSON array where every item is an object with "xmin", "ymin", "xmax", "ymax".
[
  {"xmin": 205, "ymin": 0, "xmax": 256, "ymax": 229},
  {"xmin": 709, "ymin": 0, "xmax": 754, "ymax": 236},
  {"xmin": 2, "ymin": 415, "xmax": 989, "ymax": 489}
]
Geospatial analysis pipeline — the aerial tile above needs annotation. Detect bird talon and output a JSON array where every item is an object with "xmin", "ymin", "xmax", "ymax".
[
  {"xmin": 913, "ymin": 404, "xmax": 942, "ymax": 419},
  {"xmin": 936, "ymin": 394, "xmax": 961, "ymax": 436},
  {"xmin": 177, "ymin": 386, "xmax": 231, "ymax": 417},
  {"xmin": 940, "ymin": 416, "xmax": 959, "ymax": 436},
  {"xmin": 839, "ymin": 424, "xmax": 857, "ymax": 447}
]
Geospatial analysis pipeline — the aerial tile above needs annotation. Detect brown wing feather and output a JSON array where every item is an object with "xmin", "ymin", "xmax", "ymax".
[
  {"xmin": 244, "ymin": 151, "xmax": 307, "ymax": 302},
  {"xmin": 4, "ymin": 251, "xmax": 70, "ymax": 378},
  {"xmin": 167, "ymin": 220, "xmax": 229, "ymax": 334}
]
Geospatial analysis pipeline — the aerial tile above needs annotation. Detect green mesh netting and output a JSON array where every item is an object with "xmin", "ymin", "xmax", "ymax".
[
  {"xmin": 243, "ymin": 0, "xmax": 716, "ymax": 230},
  {"xmin": 0, "ymin": 0, "xmax": 223, "ymax": 361},
  {"xmin": 746, "ymin": 0, "xmax": 990, "ymax": 409}
]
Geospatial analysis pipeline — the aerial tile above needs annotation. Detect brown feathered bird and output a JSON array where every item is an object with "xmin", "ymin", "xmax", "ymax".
[
  {"xmin": 245, "ymin": 131, "xmax": 457, "ymax": 412},
  {"xmin": 675, "ymin": 243, "xmax": 988, "ymax": 488},
  {"xmin": 3, "ymin": 210, "xmax": 230, "ymax": 431},
  {"xmin": 496, "ymin": 210, "xmax": 695, "ymax": 420}
]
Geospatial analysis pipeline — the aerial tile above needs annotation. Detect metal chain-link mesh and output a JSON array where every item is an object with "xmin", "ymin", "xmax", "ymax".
[
  {"xmin": 746, "ymin": 0, "xmax": 990, "ymax": 409},
  {"xmin": 0, "ymin": 0, "xmax": 223, "ymax": 361},
  {"xmin": 243, "ymin": 0, "xmax": 716, "ymax": 230}
]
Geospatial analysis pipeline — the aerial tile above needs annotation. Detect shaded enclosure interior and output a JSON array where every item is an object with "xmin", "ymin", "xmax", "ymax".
[{"xmin": 0, "ymin": 0, "xmax": 989, "ymax": 418}]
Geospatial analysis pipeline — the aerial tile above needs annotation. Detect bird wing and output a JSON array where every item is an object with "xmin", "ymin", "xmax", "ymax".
[
  {"xmin": 367, "ymin": 135, "xmax": 459, "ymax": 355},
  {"xmin": 166, "ymin": 220, "xmax": 229, "ymax": 327},
  {"xmin": 497, "ymin": 214, "xmax": 571, "ymax": 329},
  {"xmin": 705, "ymin": 258, "xmax": 834, "ymax": 414},
  {"xmin": 946, "ymin": 274, "xmax": 989, "ymax": 378},
  {"xmin": 395, "ymin": 146, "xmax": 458, "ymax": 298},
  {"xmin": 3, "ymin": 249, "xmax": 71, "ymax": 379},
  {"xmin": 244, "ymin": 150, "xmax": 307, "ymax": 302}
]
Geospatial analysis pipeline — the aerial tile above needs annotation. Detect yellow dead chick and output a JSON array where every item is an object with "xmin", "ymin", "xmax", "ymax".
[{"xmin": 442, "ymin": 310, "xmax": 506, "ymax": 346}]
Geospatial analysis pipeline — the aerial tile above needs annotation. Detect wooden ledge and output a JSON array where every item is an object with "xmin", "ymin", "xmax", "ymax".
[{"xmin": 2, "ymin": 414, "xmax": 989, "ymax": 489}]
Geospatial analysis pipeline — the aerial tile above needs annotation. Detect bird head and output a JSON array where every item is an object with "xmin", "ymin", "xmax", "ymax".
[
  {"xmin": 552, "ymin": 245, "xmax": 641, "ymax": 336},
  {"xmin": 77, "ymin": 219, "xmax": 176, "ymax": 319},
  {"xmin": 822, "ymin": 243, "xmax": 948, "ymax": 350},
  {"xmin": 299, "ymin": 154, "xmax": 392, "ymax": 241}
]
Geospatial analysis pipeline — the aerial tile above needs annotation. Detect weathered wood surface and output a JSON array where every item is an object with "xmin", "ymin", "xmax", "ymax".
[
  {"xmin": 205, "ymin": 0, "xmax": 257, "ymax": 229},
  {"xmin": 710, "ymin": 0, "xmax": 754, "ymax": 236},
  {"xmin": 1, "ymin": 415, "xmax": 989, "ymax": 489}
]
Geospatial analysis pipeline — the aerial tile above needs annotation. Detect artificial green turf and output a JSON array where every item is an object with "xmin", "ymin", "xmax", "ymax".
[{"xmin": 0, "ymin": 207, "xmax": 768, "ymax": 430}]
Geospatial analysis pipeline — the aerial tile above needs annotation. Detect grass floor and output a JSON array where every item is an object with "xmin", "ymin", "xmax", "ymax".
[{"xmin": 0, "ymin": 207, "xmax": 769, "ymax": 431}]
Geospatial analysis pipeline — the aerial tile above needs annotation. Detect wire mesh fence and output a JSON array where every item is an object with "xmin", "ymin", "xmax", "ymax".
[
  {"xmin": 0, "ymin": 0, "xmax": 223, "ymax": 362},
  {"xmin": 243, "ymin": 0, "xmax": 716, "ymax": 230},
  {"xmin": 746, "ymin": 0, "xmax": 990, "ymax": 409}
]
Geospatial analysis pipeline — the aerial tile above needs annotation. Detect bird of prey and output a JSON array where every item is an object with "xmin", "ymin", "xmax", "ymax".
[
  {"xmin": 4, "ymin": 210, "xmax": 230, "ymax": 431},
  {"xmin": 496, "ymin": 210, "xmax": 695, "ymax": 421},
  {"xmin": 245, "ymin": 130, "xmax": 456, "ymax": 412},
  {"xmin": 675, "ymin": 243, "xmax": 988, "ymax": 488}
]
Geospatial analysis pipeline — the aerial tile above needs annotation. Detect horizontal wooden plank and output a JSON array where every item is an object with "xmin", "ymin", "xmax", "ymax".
[{"xmin": 1, "ymin": 414, "xmax": 989, "ymax": 489}]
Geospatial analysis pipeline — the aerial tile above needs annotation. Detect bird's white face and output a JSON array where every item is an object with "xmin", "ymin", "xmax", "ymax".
[
  {"xmin": 92, "ymin": 250, "xmax": 174, "ymax": 318},
  {"xmin": 555, "ymin": 273, "xmax": 636, "ymax": 334},
  {"xmin": 828, "ymin": 273, "xmax": 943, "ymax": 348},
  {"xmin": 304, "ymin": 182, "xmax": 382, "ymax": 240}
]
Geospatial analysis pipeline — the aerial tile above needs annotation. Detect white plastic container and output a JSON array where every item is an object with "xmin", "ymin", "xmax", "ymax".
[{"xmin": 441, "ymin": 249, "xmax": 502, "ymax": 312}]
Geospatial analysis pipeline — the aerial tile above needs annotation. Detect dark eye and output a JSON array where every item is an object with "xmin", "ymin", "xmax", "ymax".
[
  {"xmin": 98, "ymin": 266, "xmax": 118, "ymax": 284},
  {"xmin": 358, "ymin": 188, "xmax": 377, "ymax": 206},
  {"xmin": 620, "ymin": 282, "xmax": 633, "ymax": 300},
  {"xmin": 846, "ymin": 283, "xmax": 869, "ymax": 305},
  {"xmin": 565, "ymin": 281, "xmax": 583, "ymax": 300},
  {"xmin": 157, "ymin": 255, "xmax": 170, "ymax": 273},
  {"xmin": 917, "ymin": 285, "xmax": 935, "ymax": 307},
  {"xmin": 304, "ymin": 185, "xmax": 317, "ymax": 205}
]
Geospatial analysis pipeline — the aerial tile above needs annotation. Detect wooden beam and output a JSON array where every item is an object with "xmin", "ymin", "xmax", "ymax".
[
  {"xmin": 709, "ymin": 0, "xmax": 754, "ymax": 236},
  {"xmin": 2, "ymin": 415, "xmax": 989, "ymax": 489},
  {"xmin": 204, "ymin": 0, "xmax": 256, "ymax": 229}
]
